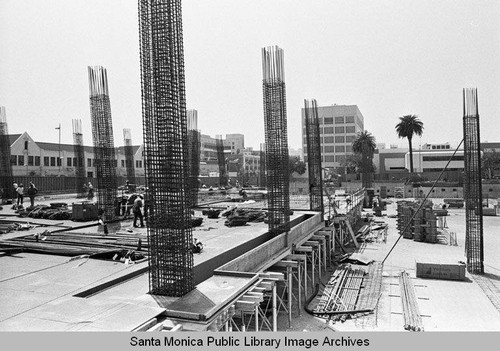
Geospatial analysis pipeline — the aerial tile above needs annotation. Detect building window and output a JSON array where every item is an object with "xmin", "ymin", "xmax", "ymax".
[
  {"xmin": 24, "ymin": 140, "xmax": 29, "ymax": 150},
  {"xmin": 136, "ymin": 160, "xmax": 142, "ymax": 168},
  {"xmin": 335, "ymin": 146, "xmax": 346, "ymax": 152},
  {"xmin": 324, "ymin": 117, "xmax": 334, "ymax": 124},
  {"xmin": 345, "ymin": 145, "xmax": 352, "ymax": 152},
  {"xmin": 10, "ymin": 155, "xmax": 17, "ymax": 165},
  {"xmin": 324, "ymin": 136, "xmax": 334, "ymax": 143},
  {"xmin": 121, "ymin": 160, "xmax": 125, "ymax": 167},
  {"xmin": 336, "ymin": 155, "xmax": 346, "ymax": 163},
  {"xmin": 324, "ymin": 146, "xmax": 335, "ymax": 153},
  {"xmin": 113, "ymin": 159, "xmax": 118, "ymax": 167},
  {"xmin": 44, "ymin": 156, "xmax": 49, "ymax": 166},
  {"xmin": 325, "ymin": 155, "xmax": 335, "ymax": 162},
  {"xmin": 324, "ymin": 127, "xmax": 334, "ymax": 134},
  {"xmin": 335, "ymin": 126, "xmax": 345, "ymax": 133},
  {"xmin": 335, "ymin": 136, "xmax": 345, "ymax": 143},
  {"xmin": 28, "ymin": 156, "xmax": 34, "ymax": 166},
  {"xmin": 57, "ymin": 157, "xmax": 61, "ymax": 167},
  {"xmin": 67, "ymin": 158, "xmax": 72, "ymax": 167},
  {"xmin": 87, "ymin": 158, "xmax": 92, "ymax": 167},
  {"xmin": 35, "ymin": 156, "xmax": 40, "ymax": 166},
  {"xmin": 345, "ymin": 126, "xmax": 356, "ymax": 133},
  {"xmin": 51, "ymin": 157, "xmax": 56, "ymax": 166},
  {"xmin": 335, "ymin": 116, "xmax": 344, "ymax": 124},
  {"xmin": 18, "ymin": 155, "xmax": 24, "ymax": 166},
  {"xmin": 346, "ymin": 135, "xmax": 356, "ymax": 143},
  {"xmin": 346, "ymin": 116, "xmax": 355, "ymax": 123}
]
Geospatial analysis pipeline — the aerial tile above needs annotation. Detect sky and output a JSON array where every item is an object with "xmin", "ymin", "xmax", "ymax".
[{"xmin": 1, "ymin": 0, "xmax": 499, "ymax": 151}]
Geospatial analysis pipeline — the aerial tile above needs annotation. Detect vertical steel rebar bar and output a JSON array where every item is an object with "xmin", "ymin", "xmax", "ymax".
[
  {"xmin": 187, "ymin": 109, "xmax": 200, "ymax": 207},
  {"xmin": 72, "ymin": 119, "xmax": 87, "ymax": 197},
  {"xmin": 304, "ymin": 99, "xmax": 324, "ymax": 214}
]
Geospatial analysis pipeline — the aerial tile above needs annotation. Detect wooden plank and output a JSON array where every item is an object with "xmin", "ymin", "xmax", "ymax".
[{"xmin": 344, "ymin": 220, "xmax": 360, "ymax": 248}]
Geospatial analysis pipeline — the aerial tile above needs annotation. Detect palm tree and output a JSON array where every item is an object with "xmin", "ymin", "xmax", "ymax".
[
  {"xmin": 352, "ymin": 131, "xmax": 376, "ymax": 188},
  {"xmin": 395, "ymin": 115, "xmax": 424, "ymax": 173}
]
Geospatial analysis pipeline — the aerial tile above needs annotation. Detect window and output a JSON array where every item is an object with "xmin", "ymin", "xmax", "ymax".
[
  {"xmin": 336, "ymin": 155, "xmax": 346, "ymax": 163},
  {"xmin": 44, "ymin": 156, "xmax": 50, "ymax": 166},
  {"xmin": 67, "ymin": 158, "xmax": 72, "ymax": 167},
  {"xmin": 24, "ymin": 140, "xmax": 28, "ymax": 150},
  {"xmin": 324, "ymin": 117, "xmax": 334, "ymax": 124},
  {"xmin": 18, "ymin": 155, "xmax": 24, "ymax": 166},
  {"xmin": 121, "ymin": 160, "xmax": 125, "ymax": 167},
  {"xmin": 35, "ymin": 156, "xmax": 40, "ymax": 166},
  {"xmin": 324, "ymin": 136, "xmax": 334, "ymax": 143},
  {"xmin": 335, "ymin": 126, "xmax": 345, "ymax": 133},
  {"xmin": 441, "ymin": 189, "xmax": 446, "ymax": 192},
  {"xmin": 324, "ymin": 146, "xmax": 335, "ymax": 153},
  {"xmin": 136, "ymin": 160, "xmax": 142, "ymax": 168},
  {"xmin": 50, "ymin": 157, "xmax": 56, "ymax": 166},
  {"xmin": 28, "ymin": 156, "xmax": 34, "ymax": 166},
  {"xmin": 87, "ymin": 158, "xmax": 92, "ymax": 167},
  {"xmin": 345, "ymin": 145, "xmax": 352, "ymax": 152},
  {"xmin": 324, "ymin": 127, "xmax": 334, "ymax": 134},
  {"xmin": 346, "ymin": 135, "xmax": 356, "ymax": 143},
  {"xmin": 325, "ymin": 155, "xmax": 335, "ymax": 162},
  {"xmin": 73, "ymin": 158, "xmax": 77, "ymax": 167},
  {"xmin": 10, "ymin": 155, "xmax": 17, "ymax": 165},
  {"xmin": 335, "ymin": 146, "xmax": 346, "ymax": 152},
  {"xmin": 346, "ymin": 116, "xmax": 355, "ymax": 123},
  {"xmin": 345, "ymin": 126, "xmax": 356, "ymax": 133},
  {"xmin": 335, "ymin": 116, "xmax": 344, "ymax": 124},
  {"xmin": 113, "ymin": 159, "xmax": 118, "ymax": 167},
  {"xmin": 57, "ymin": 157, "xmax": 61, "ymax": 167},
  {"xmin": 335, "ymin": 136, "xmax": 345, "ymax": 143},
  {"xmin": 423, "ymin": 156, "xmax": 464, "ymax": 161}
]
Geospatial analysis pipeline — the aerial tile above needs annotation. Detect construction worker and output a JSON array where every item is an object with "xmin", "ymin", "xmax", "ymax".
[{"xmin": 133, "ymin": 194, "xmax": 144, "ymax": 228}]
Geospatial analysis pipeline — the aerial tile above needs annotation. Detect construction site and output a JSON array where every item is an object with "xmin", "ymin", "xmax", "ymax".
[{"xmin": 1, "ymin": 0, "xmax": 500, "ymax": 335}]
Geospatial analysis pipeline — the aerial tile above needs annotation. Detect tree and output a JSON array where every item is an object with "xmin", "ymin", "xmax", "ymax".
[
  {"xmin": 482, "ymin": 151, "xmax": 500, "ymax": 179},
  {"xmin": 352, "ymin": 131, "xmax": 376, "ymax": 187},
  {"xmin": 395, "ymin": 115, "xmax": 424, "ymax": 173},
  {"xmin": 289, "ymin": 156, "xmax": 306, "ymax": 175}
]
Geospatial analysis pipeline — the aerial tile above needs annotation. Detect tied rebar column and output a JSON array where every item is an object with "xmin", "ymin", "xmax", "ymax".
[
  {"xmin": 123, "ymin": 128, "xmax": 136, "ymax": 184},
  {"xmin": 216, "ymin": 135, "xmax": 227, "ymax": 187},
  {"xmin": 262, "ymin": 46, "xmax": 290, "ymax": 235},
  {"xmin": 304, "ymin": 99, "xmax": 324, "ymax": 213},
  {"xmin": 139, "ymin": 0, "xmax": 193, "ymax": 296},
  {"xmin": 463, "ymin": 88, "xmax": 484, "ymax": 274},
  {"xmin": 259, "ymin": 143, "xmax": 266, "ymax": 188},
  {"xmin": 0, "ymin": 107, "xmax": 14, "ymax": 200},
  {"xmin": 88, "ymin": 66, "xmax": 118, "ymax": 222},
  {"xmin": 187, "ymin": 109, "xmax": 200, "ymax": 207},
  {"xmin": 72, "ymin": 119, "xmax": 87, "ymax": 197}
]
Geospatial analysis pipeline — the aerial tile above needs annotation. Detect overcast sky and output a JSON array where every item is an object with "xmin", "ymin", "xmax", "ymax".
[{"xmin": 1, "ymin": 0, "xmax": 499, "ymax": 151}]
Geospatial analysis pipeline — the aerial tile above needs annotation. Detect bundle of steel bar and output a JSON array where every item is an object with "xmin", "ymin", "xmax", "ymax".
[
  {"xmin": 123, "ymin": 128, "xmax": 136, "ymax": 184},
  {"xmin": 304, "ymin": 99, "xmax": 324, "ymax": 214},
  {"xmin": 216, "ymin": 135, "xmax": 227, "ymax": 188},
  {"xmin": 187, "ymin": 110, "xmax": 200, "ymax": 208},
  {"xmin": 262, "ymin": 45, "xmax": 290, "ymax": 236},
  {"xmin": 88, "ymin": 66, "xmax": 118, "ymax": 222},
  {"xmin": 0, "ymin": 106, "xmax": 14, "ymax": 200},
  {"xmin": 138, "ymin": 0, "xmax": 194, "ymax": 296},
  {"xmin": 72, "ymin": 119, "xmax": 87, "ymax": 197},
  {"xmin": 462, "ymin": 88, "xmax": 484, "ymax": 274},
  {"xmin": 399, "ymin": 271, "xmax": 423, "ymax": 331}
]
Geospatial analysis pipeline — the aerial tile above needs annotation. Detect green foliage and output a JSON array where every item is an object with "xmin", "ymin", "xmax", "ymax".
[
  {"xmin": 289, "ymin": 156, "xmax": 306, "ymax": 175},
  {"xmin": 482, "ymin": 151, "xmax": 500, "ymax": 179},
  {"xmin": 395, "ymin": 115, "xmax": 424, "ymax": 173}
]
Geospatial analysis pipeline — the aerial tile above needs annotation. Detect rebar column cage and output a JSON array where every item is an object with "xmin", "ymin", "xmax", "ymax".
[
  {"xmin": 187, "ymin": 110, "xmax": 200, "ymax": 207},
  {"xmin": 259, "ymin": 143, "xmax": 266, "ymax": 188},
  {"xmin": 123, "ymin": 128, "xmax": 136, "ymax": 184},
  {"xmin": 304, "ymin": 99, "xmax": 324, "ymax": 213},
  {"xmin": 0, "ymin": 107, "xmax": 14, "ymax": 200},
  {"xmin": 139, "ymin": 0, "xmax": 194, "ymax": 296},
  {"xmin": 72, "ymin": 119, "xmax": 87, "ymax": 197},
  {"xmin": 262, "ymin": 46, "xmax": 290, "ymax": 236},
  {"xmin": 216, "ymin": 135, "xmax": 227, "ymax": 187},
  {"xmin": 88, "ymin": 66, "xmax": 118, "ymax": 222},
  {"xmin": 463, "ymin": 88, "xmax": 484, "ymax": 274},
  {"xmin": 361, "ymin": 143, "xmax": 374, "ymax": 189}
]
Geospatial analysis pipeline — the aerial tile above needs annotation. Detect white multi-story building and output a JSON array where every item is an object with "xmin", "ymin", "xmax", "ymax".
[{"xmin": 301, "ymin": 104, "xmax": 364, "ymax": 170}]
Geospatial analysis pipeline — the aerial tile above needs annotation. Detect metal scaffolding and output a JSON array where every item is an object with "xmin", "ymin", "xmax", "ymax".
[
  {"xmin": 463, "ymin": 88, "xmax": 484, "ymax": 274},
  {"xmin": 72, "ymin": 119, "xmax": 86, "ymax": 197},
  {"xmin": 0, "ymin": 106, "xmax": 14, "ymax": 200},
  {"xmin": 216, "ymin": 135, "xmax": 227, "ymax": 187},
  {"xmin": 139, "ymin": 0, "xmax": 194, "ymax": 296},
  {"xmin": 260, "ymin": 143, "xmax": 266, "ymax": 188},
  {"xmin": 262, "ymin": 46, "xmax": 290, "ymax": 236},
  {"xmin": 304, "ymin": 99, "xmax": 324, "ymax": 214},
  {"xmin": 187, "ymin": 110, "xmax": 200, "ymax": 207},
  {"xmin": 88, "ymin": 66, "xmax": 118, "ymax": 222},
  {"xmin": 123, "ymin": 128, "xmax": 136, "ymax": 184}
]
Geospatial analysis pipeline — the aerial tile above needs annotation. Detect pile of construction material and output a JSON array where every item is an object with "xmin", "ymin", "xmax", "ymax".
[
  {"xmin": 397, "ymin": 201, "xmax": 439, "ymax": 243},
  {"xmin": 19, "ymin": 203, "xmax": 72, "ymax": 221},
  {"xmin": 397, "ymin": 201, "xmax": 415, "ymax": 239},
  {"xmin": 221, "ymin": 207, "xmax": 267, "ymax": 227},
  {"xmin": 399, "ymin": 271, "xmax": 424, "ymax": 331}
]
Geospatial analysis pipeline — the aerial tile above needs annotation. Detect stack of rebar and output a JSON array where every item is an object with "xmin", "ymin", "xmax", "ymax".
[{"xmin": 399, "ymin": 271, "xmax": 424, "ymax": 331}]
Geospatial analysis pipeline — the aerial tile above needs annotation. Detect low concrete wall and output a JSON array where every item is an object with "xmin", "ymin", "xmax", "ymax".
[{"xmin": 216, "ymin": 211, "xmax": 323, "ymax": 273}]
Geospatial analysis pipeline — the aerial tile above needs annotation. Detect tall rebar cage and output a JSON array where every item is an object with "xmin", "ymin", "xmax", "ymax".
[
  {"xmin": 187, "ymin": 110, "xmax": 200, "ymax": 207},
  {"xmin": 304, "ymin": 99, "xmax": 324, "ymax": 213},
  {"xmin": 139, "ymin": 0, "xmax": 194, "ymax": 296},
  {"xmin": 463, "ymin": 88, "xmax": 484, "ymax": 274},
  {"xmin": 216, "ymin": 135, "xmax": 227, "ymax": 187},
  {"xmin": 123, "ymin": 128, "xmax": 136, "ymax": 184},
  {"xmin": 259, "ymin": 143, "xmax": 266, "ymax": 188},
  {"xmin": 72, "ymin": 119, "xmax": 87, "ymax": 197},
  {"xmin": 88, "ymin": 66, "xmax": 118, "ymax": 222},
  {"xmin": 262, "ymin": 46, "xmax": 290, "ymax": 236},
  {"xmin": 0, "ymin": 107, "xmax": 14, "ymax": 200}
]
